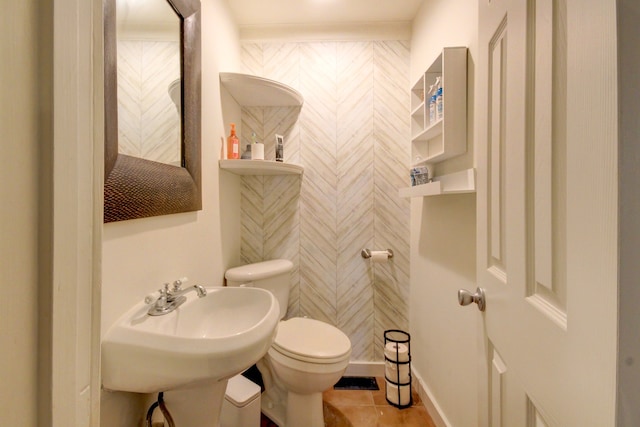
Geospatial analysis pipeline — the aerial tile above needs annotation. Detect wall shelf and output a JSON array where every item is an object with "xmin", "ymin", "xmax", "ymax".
[
  {"xmin": 410, "ymin": 47, "xmax": 467, "ymax": 165},
  {"xmin": 219, "ymin": 72, "xmax": 303, "ymax": 107},
  {"xmin": 219, "ymin": 73, "xmax": 305, "ymax": 176},
  {"xmin": 219, "ymin": 159, "xmax": 304, "ymax": 176},
  {"xmin": 399, "ymin": 168, "xmax": 475, "ymax": 198}
]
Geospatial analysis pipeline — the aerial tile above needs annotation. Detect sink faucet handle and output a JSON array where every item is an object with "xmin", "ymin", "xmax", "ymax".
[
  {"xmin": 171, "ymin": 277, "xmax": 189, "ymax": 292},
  {"xmin": 144, "ymin": 291, "xmax": 159, "ymax": 304},
  {"xmin": 144, "ymin": 283, "xmax": 170, "ymax": 305}
]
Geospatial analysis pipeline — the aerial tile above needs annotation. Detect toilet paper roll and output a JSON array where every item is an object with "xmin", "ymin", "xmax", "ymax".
[
  {"xmin": 370, "ymin": 250, "xmax": 389, "ymax": 263},
  {"xmin": 384, "ymin": 342, "xmax": 409, "ymax": 362},
  {"xmin": 251, "ymin": 143, "xmax": 264, "ymax": 160},
  {"xmin": 385, "ymin": 360, "xmax": 410, "ymax": 384},
  {"xmin": 386, "ymin": 381, "xmax": 411, "ymax": 406}
]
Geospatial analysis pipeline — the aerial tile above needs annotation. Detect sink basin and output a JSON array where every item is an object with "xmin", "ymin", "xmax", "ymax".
[{"xmin": 102, "ymin": 286, "xmax": 279, "ymax": 393}]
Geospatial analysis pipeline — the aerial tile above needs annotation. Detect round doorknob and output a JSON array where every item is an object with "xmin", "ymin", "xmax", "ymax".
[{"xmin": 458, "ymin": 287, "xmax": 486, "ymax": 312}]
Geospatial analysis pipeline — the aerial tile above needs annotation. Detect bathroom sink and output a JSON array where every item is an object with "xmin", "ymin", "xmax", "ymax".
[{"xmin": 102, "ymin": 286, "xmax": 280, "ymax": 393}]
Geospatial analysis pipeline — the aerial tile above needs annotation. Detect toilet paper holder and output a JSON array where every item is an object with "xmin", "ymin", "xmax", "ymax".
[
  {"xmin": 361, "ymin": 248, "xmax": 394, "ymax": 259},
  {"xmin": 384, "ymin": 329, "xmax": 412, "ymax": 409}
]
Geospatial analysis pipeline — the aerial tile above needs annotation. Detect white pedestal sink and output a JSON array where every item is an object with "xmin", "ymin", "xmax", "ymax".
[{"xmin": 102, "ymin": 286, "xmax": 280, "ymax": 425}]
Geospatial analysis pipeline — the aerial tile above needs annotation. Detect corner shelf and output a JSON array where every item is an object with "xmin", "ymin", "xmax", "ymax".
[
  {"xmin": 219, "ymin": 73, "xmax": 305, "ymax": 176},
  {"xmin": 219, "ymin": 72, "xmax": 303, "ymax": 107},
  {"xmin": 219, "ymin": 159, "xmax": 304, "ymax": 176},
  {"xmin": 399, "ymin": 168, "xmax": 475, "ymax": 198}
]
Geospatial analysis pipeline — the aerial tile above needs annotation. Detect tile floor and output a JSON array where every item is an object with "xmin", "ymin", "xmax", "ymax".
[{"xmin": 260, "ymin": 376, "xmax": 437, "ymax": 427}]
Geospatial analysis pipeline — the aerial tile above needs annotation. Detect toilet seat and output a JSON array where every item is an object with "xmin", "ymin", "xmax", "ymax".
[{"xmin": 272, "ymin": 317, "xmax": 351, "ymax": 364}]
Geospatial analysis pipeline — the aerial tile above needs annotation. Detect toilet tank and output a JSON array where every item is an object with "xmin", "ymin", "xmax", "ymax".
[{"xmin": 225, "ymin": 259, "xmax": 293, "ymax": 320}]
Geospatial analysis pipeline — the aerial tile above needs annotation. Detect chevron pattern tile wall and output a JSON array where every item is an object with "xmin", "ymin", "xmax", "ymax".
[
  {"xmin": 117, "ymin": 40, "xmax": 181, "ymax": 165},
  {"xmin": 240, "ymin": 41, "xmax": 410, "ymax": 361}
]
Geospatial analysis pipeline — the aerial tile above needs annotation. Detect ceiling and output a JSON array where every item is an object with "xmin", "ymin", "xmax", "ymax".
[
  {"xmin": 116, "ymin": 0, "xmax": 180, "ymax": 36},
  {"xmin": 225, "ymin": 0, "xmax": 425, "ymax": 27}
]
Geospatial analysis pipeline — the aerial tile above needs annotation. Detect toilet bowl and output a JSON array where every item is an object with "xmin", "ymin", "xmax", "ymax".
[
  {"xmin": 225, "ymin": 260, "xmax": 352, "ymax": 427},
  {"xmin": 167, "ymin": 78, "xmax": 181, "ymax": 114},
  {"xmin": 260, "ymin": 317, "xmax": 351, "ymax": 426}
]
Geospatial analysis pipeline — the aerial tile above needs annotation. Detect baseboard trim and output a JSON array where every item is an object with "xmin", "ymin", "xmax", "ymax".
[{"xmin": 411, "ymin": 367, "xmax": 452, "ymax": 427}]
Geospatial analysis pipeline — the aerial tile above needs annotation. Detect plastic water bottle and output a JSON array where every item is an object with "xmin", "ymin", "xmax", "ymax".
[{"xmin": 436, "ymin": 86, "xmax": 443, "ymax": 120}]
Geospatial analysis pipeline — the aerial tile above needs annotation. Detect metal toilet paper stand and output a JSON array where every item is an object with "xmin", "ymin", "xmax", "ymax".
[{"xmin": 384, "ymin": 329, "xmax": 412, "ymax": 409}]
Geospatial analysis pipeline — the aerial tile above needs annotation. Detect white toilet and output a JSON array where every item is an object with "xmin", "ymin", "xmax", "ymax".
[{"xmin": 225, "ymin": 259, "xmax": 352, "ymax": 427}]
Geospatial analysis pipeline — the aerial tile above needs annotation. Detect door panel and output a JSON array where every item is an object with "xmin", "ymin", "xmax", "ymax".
[
  {"xmin": 477, "ymin": 0, "xmax": 617, "ymax": 425},
  {"xmin": 478, "ymin": 1, "xmax": 529, "ymax": 423},
  {"xmin": 488, "ymin": 17, "xmax": 507, "ymax": 279},
  {"xmin": 526, "ymin": 0, "xmax": 568, "ymax": 326},
  {"xmin": 489, "ymin": 346, "xmax": 507, "ymax": 427}
]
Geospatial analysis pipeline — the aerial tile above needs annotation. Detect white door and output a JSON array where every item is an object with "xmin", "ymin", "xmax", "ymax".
[{"xmin": 474, "ymin": 0, "xmax": 618, "ymax": 425}]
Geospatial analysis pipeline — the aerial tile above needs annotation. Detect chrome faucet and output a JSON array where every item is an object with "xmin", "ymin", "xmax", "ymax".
[{"xmin": 145, "ymin": 279, "xmax": 207, "ymax": 316}]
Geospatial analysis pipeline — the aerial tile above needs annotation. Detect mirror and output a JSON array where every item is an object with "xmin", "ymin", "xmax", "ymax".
[
  {"xmin": 104, "ymin": 0, "xmax": 201, "ymax": 223},
  {"xmin": 116, "ymin": 0, "xmax": 181, "ymax": 165}
]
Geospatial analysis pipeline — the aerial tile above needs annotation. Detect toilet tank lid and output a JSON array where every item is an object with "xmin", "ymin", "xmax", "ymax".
[{"xmin": 225, "ymin": 259, "xmax": 293, "ymax": 282}]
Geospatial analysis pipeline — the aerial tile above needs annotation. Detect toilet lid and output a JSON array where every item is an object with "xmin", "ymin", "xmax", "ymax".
[{"xmin": 273, "ymin": 317, "xmax": 351, "ymax": 363}]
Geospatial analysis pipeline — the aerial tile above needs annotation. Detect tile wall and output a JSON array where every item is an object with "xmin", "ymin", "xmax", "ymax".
[
  {"xmin": 239, "ymin": 41, "xmax": 410, "ymax": 360},
  {"xmin": 117, "ymin": 40, "xmax": 181, "ymax": 165}
]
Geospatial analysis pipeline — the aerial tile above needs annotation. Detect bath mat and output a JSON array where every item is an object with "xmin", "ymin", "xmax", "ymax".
[{"xmin": 333, "ymin": 376, "xmax": 379, "ymax": 390}]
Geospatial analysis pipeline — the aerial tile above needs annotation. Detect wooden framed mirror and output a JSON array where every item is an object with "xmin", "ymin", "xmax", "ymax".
[{"xmin": 104, "ymin": 0, "xmax": 201, "ymax": 223}]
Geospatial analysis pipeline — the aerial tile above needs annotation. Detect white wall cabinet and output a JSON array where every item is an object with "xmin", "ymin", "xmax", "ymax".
[
  {"xmin": 410, "ymin": 47, "xmax": 467, "ymax": 165},
  {"xmin": 402, "ymin": 47, "xmax": 472, "ymax": 198}
]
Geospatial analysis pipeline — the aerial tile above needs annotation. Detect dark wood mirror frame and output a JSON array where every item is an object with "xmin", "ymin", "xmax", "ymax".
[{"xmin": 104, "ymin": 0, "xmax": 201, "ymax": 223}]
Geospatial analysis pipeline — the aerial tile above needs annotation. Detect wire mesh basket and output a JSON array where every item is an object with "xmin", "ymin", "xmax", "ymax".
[{"xmin": 383, "ymin": 329, "xmax": 412, "ymax": 408}]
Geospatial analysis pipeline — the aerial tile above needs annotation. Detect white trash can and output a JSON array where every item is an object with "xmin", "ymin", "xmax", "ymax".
[{"xmin": 220, "ymin": 374, "xmax": 261, "ymax": 427}]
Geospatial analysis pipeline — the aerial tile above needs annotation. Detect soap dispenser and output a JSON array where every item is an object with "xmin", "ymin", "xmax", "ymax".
[{"xmin": 227, "ymin": 123, "xmax": 239, "ymax": 159}]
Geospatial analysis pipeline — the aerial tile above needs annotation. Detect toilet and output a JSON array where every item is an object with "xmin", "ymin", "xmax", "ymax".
[
  {"xmin": 225, "ymin": 259, "xmax": 352, "ymax": 427},
  {"xmin": 167, "ymin": 78, "xmax": 181, "ymax": 114}
]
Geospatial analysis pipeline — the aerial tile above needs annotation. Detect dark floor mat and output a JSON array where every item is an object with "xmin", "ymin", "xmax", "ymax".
[{"xmin": 333, "ymin": 376, "xmax": 379, "ymax": 390}]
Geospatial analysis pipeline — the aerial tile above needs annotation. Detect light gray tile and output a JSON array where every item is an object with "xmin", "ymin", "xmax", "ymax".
[{"xmin": 239, "ymin": 40, "xmax": 411, "ymax": 361}]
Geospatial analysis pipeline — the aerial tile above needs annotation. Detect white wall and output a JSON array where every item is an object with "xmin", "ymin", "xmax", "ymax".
[
  {"xmin": 409, "ymin": 1, "xmax": 479, "ymax": 426},
  {"xmin": 4, "ymin": 0, "xmax": 102, "ymax": 424},
  {"xmin": 100, "ymin": 0, "xmax": 243, "ymax": 423},
  {"xmin": 617, "ymin": 0, "xmax": 640, "ymax": 425},
  {"xmin": 0, "ymin": 1, "xmax": 40, "ymax": 425}
]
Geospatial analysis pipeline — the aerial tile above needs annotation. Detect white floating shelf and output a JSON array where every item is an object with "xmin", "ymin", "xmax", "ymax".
[
  {"xmin": 220, "ymin": 72, "xmax": 304, "ymax": 107},
  {"xmin": 412, "ymin": 118, "xmax": 443, "ymax": 143},
  {"xmin": 399, "ymin": 168, "xmax": 476, "ymax": 198},
  {"xmin": 219, "ymin": 159, "xmax": 304, "ymax": 176}
]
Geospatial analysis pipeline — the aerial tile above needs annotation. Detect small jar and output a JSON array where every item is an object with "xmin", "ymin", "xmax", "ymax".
[{"xmin": 241, "ymin": 144, "xmax": 252, "ymax": 159}]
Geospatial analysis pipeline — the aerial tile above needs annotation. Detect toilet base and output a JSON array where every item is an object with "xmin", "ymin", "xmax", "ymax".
[
  {"xmin": 261, "ymin": 393, "xmax": 285, "ymax": 427},
  {"xmin": 287, "ymin": 391, "xmax": 324, "ymax": 427},
  {"xmin": 261, "ymin": 390, "xmax": 324, "ymax": 427}
]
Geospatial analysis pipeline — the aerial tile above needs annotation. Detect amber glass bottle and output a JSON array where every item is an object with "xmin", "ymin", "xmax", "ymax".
[{"xmin": 227, "ymin": 123, "xmax": 239, "ymax": 159}]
